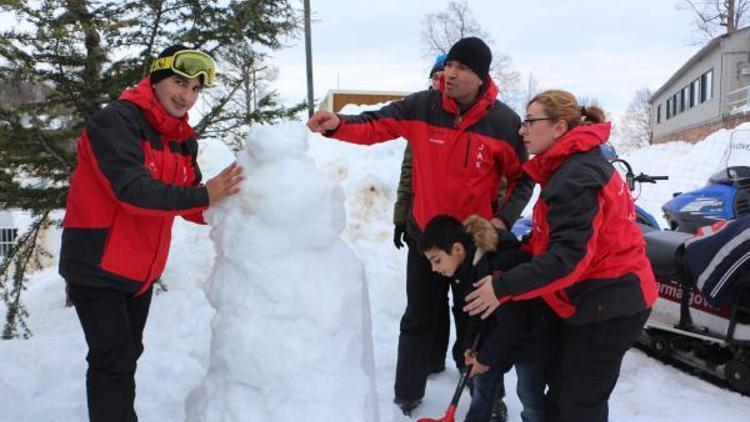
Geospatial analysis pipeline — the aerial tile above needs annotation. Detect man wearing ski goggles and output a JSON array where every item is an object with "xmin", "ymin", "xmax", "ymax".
[
  {"xmin": 150, "ymin": 48, "xmax": 217, "ymax": 87},
  {"xmin": 63, "ymin": 44, "xmax": 242, "ymax": 422}
]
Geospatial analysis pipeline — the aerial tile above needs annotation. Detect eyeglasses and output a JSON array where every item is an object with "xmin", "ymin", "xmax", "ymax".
[
  {"xmin": 150, "ymin": 50, "xmax": 217, "ymax": 87},
  {"xmin": 521, "ymin": 117, "xmax": 554, "ymax": 128}
]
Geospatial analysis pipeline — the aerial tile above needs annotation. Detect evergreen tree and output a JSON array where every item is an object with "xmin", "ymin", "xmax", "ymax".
[{"xmin": 0, "ymin": 0, "xmax": 302, "ymax": 339}]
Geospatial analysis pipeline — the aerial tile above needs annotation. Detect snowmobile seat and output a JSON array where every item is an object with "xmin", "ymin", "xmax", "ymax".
[{"xmin": 644, "ymin": 230, "xmax": 691, "ymax": 280}]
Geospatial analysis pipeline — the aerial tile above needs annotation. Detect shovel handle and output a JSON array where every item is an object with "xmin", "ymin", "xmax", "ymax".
[{"xmin": 449, "ymin": 334, "xmax": 482, "ymax": 405}]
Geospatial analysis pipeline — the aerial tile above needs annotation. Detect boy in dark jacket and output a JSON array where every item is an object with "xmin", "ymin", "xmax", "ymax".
[{"xmin": 419, "ymin": 215, "xmax": 559, "ymax": 422}]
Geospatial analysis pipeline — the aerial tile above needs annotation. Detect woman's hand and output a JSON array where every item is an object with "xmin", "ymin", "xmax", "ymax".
[{"xmin": 463, "ymin": 275, "xmax": 500, "ymax": 319}]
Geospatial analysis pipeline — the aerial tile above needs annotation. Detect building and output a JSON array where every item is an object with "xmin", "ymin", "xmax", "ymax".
[
  {"xmin": 650, "ymin": 27, "xmax": 750, "ymax": 144},
  {"xmin": 0, "ymin": 210, "xmax": 18, "ymax": 259},
  {"xmin": 319, "ymin": 89, "xmax": 410, "ymax": 113}
]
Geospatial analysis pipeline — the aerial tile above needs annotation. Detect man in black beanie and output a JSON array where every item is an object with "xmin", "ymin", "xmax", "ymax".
[
  {"xmin": 307, "ymin": 36, "xmax": 533, "ymax": 416},
  {"xmin": 443, "ymin": 36, "xmax": 492, "ymax": 106}
]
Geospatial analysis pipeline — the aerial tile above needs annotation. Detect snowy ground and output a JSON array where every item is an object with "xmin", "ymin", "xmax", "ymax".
[{"xmin": 2, "ymin": 119, "xmax": 750, "ymax": 421}]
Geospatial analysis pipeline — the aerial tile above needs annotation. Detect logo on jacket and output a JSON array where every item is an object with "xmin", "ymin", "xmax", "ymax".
[{"xmin": 475, "ymin": 143, "xmax": 487, "ymax": 170}]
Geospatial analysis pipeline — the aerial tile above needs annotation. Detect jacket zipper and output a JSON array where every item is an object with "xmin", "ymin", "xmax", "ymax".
[{"xmin": 464, "ymin": 136, "xmax": 472, "ymax": 168}]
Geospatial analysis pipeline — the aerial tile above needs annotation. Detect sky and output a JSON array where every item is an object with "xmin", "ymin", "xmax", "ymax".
[{"xmin": 271, "ymin": 0, "xmax": 705, "ymax": 118}]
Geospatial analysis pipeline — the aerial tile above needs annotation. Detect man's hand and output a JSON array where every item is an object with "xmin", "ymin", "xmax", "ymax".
[
  {"xmin": 463, "ymin": 275, "xmax": 501, "ymax": 319},
  {"xmin": 306, "ymin": 111, "xmax": 341, "ymax": 133},
  {"xmin": 393, "ymin": 225, "xmax": 407, "ymax": 249},
  {"xmin": 206, "ymin": 162, "xmax": 244, "ymax": 205}
]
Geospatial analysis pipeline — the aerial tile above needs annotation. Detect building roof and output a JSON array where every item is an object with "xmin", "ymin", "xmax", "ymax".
[
  {"xmin": 324, "ymin": 89, "xmax": 412, "ymax": 97},
  {"xmin": 650, "ymin": 26, "xmax": 750, "ymax": 103}
]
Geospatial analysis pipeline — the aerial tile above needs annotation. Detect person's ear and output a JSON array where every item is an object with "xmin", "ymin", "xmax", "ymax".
[
  {"xmin": 553, "ymin": 119, "xmax": 568, "ymax": 138},
  {"xmin": 451, "ymin": 242, "xmax": 464, "ymax": 256}
]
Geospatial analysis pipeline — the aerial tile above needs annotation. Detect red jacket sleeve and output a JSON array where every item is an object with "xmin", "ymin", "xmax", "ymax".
[
  {"xmin": 324, "ymin": 93, "xmax": 421, "ymax": 145},
  {"xmin": 83, "ymin": 103, "xmax": 209, "ymax": 217}
]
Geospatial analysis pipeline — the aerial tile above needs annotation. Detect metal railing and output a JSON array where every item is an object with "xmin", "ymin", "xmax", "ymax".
[{"xmin": 726, "ymin": 85, "xmax": 750, "ymax": 116}]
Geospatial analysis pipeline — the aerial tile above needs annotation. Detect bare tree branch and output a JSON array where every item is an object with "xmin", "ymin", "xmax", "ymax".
[{"xmin": 678, "ymin": 0, "xmax": 750, "ymax": 43}]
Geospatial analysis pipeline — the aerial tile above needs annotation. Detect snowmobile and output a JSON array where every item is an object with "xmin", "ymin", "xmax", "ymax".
[
  {"xmin": 612, "ymin": 157, "xmax": 750, "ymax": 394},
  {"xmin": 662, "ymin": 129, "xmax": 750, "ymax": 233},
  {"xmin": 510, "ymin": 152, "xmax": 750, "ymax": 394}
]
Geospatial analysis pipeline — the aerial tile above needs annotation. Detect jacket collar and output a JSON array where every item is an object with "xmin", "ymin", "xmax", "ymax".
[
  {"xmin": 440, "ymin": 76, "xmax": 499, "ymax": 129},
  {"xmin": 454, "ymin": 241, "xmax": 478, "ymax": 283},
  {"xmin": 523, "ymin": 123, "xmax": 612, "ymax": 184},
  {"xmin": 118, "ymin": 77, "xmax": 194, "ymax": 141}
]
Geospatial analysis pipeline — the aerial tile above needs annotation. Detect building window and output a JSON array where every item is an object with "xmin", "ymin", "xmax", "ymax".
[
  {"xmin": 0, "ymin": 227, "xmax": 17, "ymax": 258},
  {"xmin": 680, "ymin": 87, "xmax": 687, "ymax": 112},
  {"xmin": 666, "ymin": 99, "xmax": 672, "ymax": 119},
  {"xmin": 700, "ymin": 69, "xmax": 714, "ymax": 103},
  {"xmin": 657, "ymin": 104, "xmax": 662, "ymax": 124},
  {"xmin": 672, "ymin": 93, "xmax": 678, "ymax": 116},
  {"xmin": 690, "ymin": 79, "xmax": 698, "ymax": 108},
  {"xmin": 680, "ymin": 85, "xmax": 692, "ymax": 111}
]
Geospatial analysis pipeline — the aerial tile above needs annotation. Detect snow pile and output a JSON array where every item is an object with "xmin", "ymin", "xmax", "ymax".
[{"xmin": 186, "ymin": 122, "xmax": 379, "ymax": 422}]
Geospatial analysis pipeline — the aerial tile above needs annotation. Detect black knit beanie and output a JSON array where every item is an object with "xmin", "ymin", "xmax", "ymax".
[
  {"xmin": 150, "ymin": 44, "xmax": 191, "ymax": 85},
  {"xmin": 445, "ymin": 37, "xmax": 492, "ymax": 81}
]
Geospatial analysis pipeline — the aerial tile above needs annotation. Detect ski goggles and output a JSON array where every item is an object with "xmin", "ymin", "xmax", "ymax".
[{"xmin": 150, "ymin": 50, "xmax": 216, "ymax": 87}]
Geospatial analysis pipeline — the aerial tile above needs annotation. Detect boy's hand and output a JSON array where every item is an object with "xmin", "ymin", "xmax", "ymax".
[
  {"xmin": 464, "ymin": 349, "xmax": 477, "ymax": 368},
  {"xmin": 463, "ymin": 275, "xmax": 500, "ymax": 319},
  {"xmin": 306, "ymin": 111, "xmax": 341, "ymax": 133},
  {"xmin": 469, "ymin": 360, "xmax": 490, "ymax": 378}
]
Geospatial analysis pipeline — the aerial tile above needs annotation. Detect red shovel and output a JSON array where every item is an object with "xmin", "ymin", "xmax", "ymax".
[{"xmin": 417, "ymin": 364, "xmax": 472, "ymax": 422}]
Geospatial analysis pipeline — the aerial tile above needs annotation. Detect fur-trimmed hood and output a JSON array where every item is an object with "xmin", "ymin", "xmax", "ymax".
[{"xmin": 463, "ymin": 215, "xmax": 498, "ymax": 253}]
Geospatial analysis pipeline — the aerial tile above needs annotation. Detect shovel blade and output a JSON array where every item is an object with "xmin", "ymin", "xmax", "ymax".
[{"xmin": 416, "ymin": 404, "xmax": 457, "ymax": 422}]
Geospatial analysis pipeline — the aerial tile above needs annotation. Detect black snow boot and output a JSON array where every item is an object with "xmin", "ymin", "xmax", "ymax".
[
  {"xmin": 489, "ymin": 397, "xmax": 508, "ymax": 422},
  {"xmin": 394, "ymin": 397, "xmax": 422, "ymax": 416}
]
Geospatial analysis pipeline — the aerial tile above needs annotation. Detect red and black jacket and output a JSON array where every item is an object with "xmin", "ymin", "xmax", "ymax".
[
  {"xmin": 60, "ymin": 77, "xmax": 209, "ymax": 295},
  {"xmin": 493, "ymin": 123, "xmax": 658, "ymax": 324},
  {"xmin": 326, "ymin": 78, "xmax": 533, "ymax": 230}
]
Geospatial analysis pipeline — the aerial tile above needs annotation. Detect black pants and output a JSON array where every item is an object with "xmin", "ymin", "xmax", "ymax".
[
  {"xmin": 394, "ymin": 235, "xmax": 469, "ymax": 400},
  {"xmin": 548, "ymin": 308, "xmax": 650, "ymax": 422},
  {"xmin": 67, "ymin": 281, "xmax": 153, "ymax": 422}
]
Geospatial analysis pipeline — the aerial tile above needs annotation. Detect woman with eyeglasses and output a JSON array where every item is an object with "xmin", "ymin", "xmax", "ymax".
[
  {"xmin": 463, "ymin": 89, "xmax": 657, "ymax": 422},
  {"xmin": 60, "ymin": 45, "xmax": 243, "ymax": 422}
]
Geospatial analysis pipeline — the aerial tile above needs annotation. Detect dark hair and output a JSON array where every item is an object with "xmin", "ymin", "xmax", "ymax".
[
  {"xmin": 528, "ymin": 89, "xmax": 606, "ymax": 130},
  {"xmin": 418, "ymin": 215, "xmax": 471, "ymax": 254}
]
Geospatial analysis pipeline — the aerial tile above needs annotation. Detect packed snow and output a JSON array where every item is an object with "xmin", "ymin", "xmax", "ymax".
[
  {"xmin": 1, "ymin": 110, "xmax": 750, "ymax": 421},
  {"xmin": 185, "ymin": 123, "xmax": 378, "ymax": 422}
]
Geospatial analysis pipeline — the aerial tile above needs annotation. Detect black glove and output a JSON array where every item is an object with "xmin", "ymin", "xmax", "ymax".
[{"xmin": 393, "ymin": 224, "xmax": 407, "ymax": 249}]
